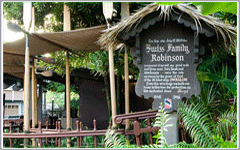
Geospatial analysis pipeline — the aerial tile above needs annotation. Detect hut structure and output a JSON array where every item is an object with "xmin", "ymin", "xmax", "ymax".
[
  {"xmin": 99, "ymin": 3, "xmax": 236, "ymax": 144},
  {"xmin": 99, "ymin": 3, "xmax": 236, "ymax": 109}
]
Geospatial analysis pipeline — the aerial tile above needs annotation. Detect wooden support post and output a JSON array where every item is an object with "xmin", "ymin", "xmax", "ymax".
[
  {"xmin": 108, "ymin": 48, "xmax": 117, "ymax": 128},
  {"xmin": 124, "ymin": 48, "xmax": 130, "ymax": 128},
  {"xmin": 121, "ymin": 2, "xmax": 130, "ymax": 145},
  {"xmin": 23, "ymin": 29, "xmax": 30, "ymax": 148},
  {"xmin": 31, "ymin": 59, "xmax": 37, "ymax": 147},
  {"xmin": 64, "ymin": 4, "xmax": 71, "ymax": 31},
  {"xmin": 23, "ymin": 2, "xmax": 32, "ymax": 147},
  {"xmin": 66, "ymin": 51, "xmax": 71, "ymax": 147},
  {"xmin": 64, "ymin": 4, "xmax": 71, "ymax": 147}
]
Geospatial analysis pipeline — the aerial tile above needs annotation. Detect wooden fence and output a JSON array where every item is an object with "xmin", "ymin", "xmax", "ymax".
[
  {"xmin": 3, "ymin": 98, "xmax": 235, "ymax": 148},
  {"xmin": 3, "ymin": 119, "xmax": 135, "ymax": 148}
]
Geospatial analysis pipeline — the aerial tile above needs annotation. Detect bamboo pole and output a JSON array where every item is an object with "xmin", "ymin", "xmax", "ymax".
[
  {"xmin": 31, "ymin": 6, "xmax": 37, "ymax": 147},
  {"xmin": 31, "ymin": 59, "xmax": 37, "ymax": 147},
  {"xmin": 124, "ymin": 47, "xmax": 130, "ymax": 128},
  {"xmin": 66, "ymin": 51, "xmax": 71, "ymax": 147},
  {"xmin": 102, "ymin": 2, "xmax": 117, "ymax": 128},
  {"xmin": 122, "ymin": 2, "xmax": 130, "ymax": 145},
  {"xmin": 64, "ymin": 4, "xmax": 71, "ymax": 148},
  {"xmin": 23, "ymin": 33, "xmax": 30, "ymax": 147},
  {"xmin": 64, "ymin": 4, "xmax": 71, "ymax": 31},
  {"xmin": 23, "ymin": 4, "xmax": 32, "ymax": 144},
  {"xmin": 108, "ymin": 48, "xmax": 117, "ymax": 128}
]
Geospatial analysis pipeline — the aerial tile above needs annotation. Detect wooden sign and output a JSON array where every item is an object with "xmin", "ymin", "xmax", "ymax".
[{"xmin": 132, "ymin": 21, "xmax": 201, "ymax": 112}]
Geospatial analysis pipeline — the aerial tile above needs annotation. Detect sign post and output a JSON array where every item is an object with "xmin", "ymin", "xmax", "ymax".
[{"xmin": 131, "ymin": 20, "xmax": 203, "ymax": 145}]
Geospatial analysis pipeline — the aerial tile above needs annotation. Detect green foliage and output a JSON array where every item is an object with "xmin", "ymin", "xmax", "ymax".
[
  {"xmin": 213, "ymin": 134, "xmax": 237, "ymax": 148},
  {"xmin": 46, "ymin": 82, "xmax": 79, "ymax": 110},
  {"xmin": 197, "ymin": 72, "xmax": 237, "ymax": 97},
  {"xmin": 216, "ymin": 109, "xmax": 237, "ymax": 140},
  {"xmin": 89, "ymin": 50, "xmax": 109, "ymax": 75},
  {"xmin": 3, "ymin": 2, "xmax": 23, "ymax": 24},
  {"xmin": 34, "ymin": 2, "xmax": 64, "ymax": 29},
  {"xmin": 178, "ymin": 102, "xmax": 218, "ymax": 147},
  {"xmin": 155, "ymin": 2, "xmax": 237, "ymax": 15},
  {"xmin": 66, "ymin": 2, "xmax": 105, "ymax": 29},
  {"xmin": 191, "ymin": 2, "xmax": 237, "ymax": 15},
  {"xmin": 213, "ymin": 11, "xmax": 237, "ymax": 26},
  {"xmin": 46, "ymin": 81, "xmax": 77, "ymax": 93},
  {"xmin": 169, "ymin": 142, "xmax": 202, "ymax": 148},
  {"xmin": 153, "ymin": 103, "xmax": 172, "ymax": 147},
  {"xmin": 104, "ymin": 129, "xmax": 126, "ymax": 148},
  {"xmin": 177, "ymin": 101, "xmax": 237, "ymax": 148},
  {"xmin": 196, "ymin": 52, "xmax": 236, "ymax": 107}
]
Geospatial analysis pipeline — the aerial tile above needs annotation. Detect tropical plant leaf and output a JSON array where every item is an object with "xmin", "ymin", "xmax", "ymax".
[
  {"xmin": 216, "ymin": 110, "xmax": 237, "ymax": 139},
  {"xmin": 197, "ymin": 71, "xmax": 237, "ymax": 97},
  {"xmin": 178, "ymin": 102, "xmax": 218, "ymax": 147},
  {"xmin": 191, "ymin": 2, "xmax": 237, "ymax": 15},
  {"xmin": 170, "ymin": 142, "xmax": 202, "ymax": 148},
  {"xmin": 155, "ymin": 2, "xmax": 237, "ymax": 15},
  {"xmin": 104, "ymin": 129, "xmax": 126, "ymax": 148}
]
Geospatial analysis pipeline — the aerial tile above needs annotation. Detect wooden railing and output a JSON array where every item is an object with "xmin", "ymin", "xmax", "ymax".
[
  {"xmin": 3, "ymin": 119, "xmax": 134, "ymax": 148},
  {"xmin": 3, "ymin": 119, "xmax": 24, "ymax": 133},
  {"xmin": 114, "ymin": 110, "xmax": 159, "ymax": 146}
]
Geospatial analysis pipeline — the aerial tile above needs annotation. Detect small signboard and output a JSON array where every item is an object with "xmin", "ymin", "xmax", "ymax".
[{"xmin": 163, "ymin": 98, "xmax": 172, "ymax": 109}]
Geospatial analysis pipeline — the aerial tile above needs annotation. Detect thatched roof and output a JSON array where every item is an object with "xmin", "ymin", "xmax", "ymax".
[{"xmin": 98, "ymin": 3, "xmax": 236, "ymax": 52}]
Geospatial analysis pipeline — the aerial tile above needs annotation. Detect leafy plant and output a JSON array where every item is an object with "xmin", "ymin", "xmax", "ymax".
[
  {"xmin": 178, "ymin": 102, "xmax": 218, "ymax": 147},
  {"xmin": 155, "ymin": 2, "xmax": 237, "ymax": 15},
  {"xmin": 197, "ymin": 71, "xmax": 237, "ymax": 97},
  {"xmin": 177, "ymin": 101, "xmax": 237, "ymax": 148},
  {"xmin": 216, "ymin": 109, "xmax": 237, "ymax": 140},
  {"xmin": 104, "ymin": 129, "xmax": 126, "ymax": 148},
  {"xmin": 153, "ymin": 103, "xmax": 172, "ymax": 147}
]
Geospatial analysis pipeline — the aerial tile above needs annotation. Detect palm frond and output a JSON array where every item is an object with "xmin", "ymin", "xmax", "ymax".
[
  {"xmin": 104, "ymin": 129, "xmax": 126, "ymax": 148},
  {"xmin": 169, "ymin": 141, "xmax": 202, "ymax": 148},
  {"xmin": 216, "ymin": 110, "xmax": 237, "ymax": 139},
  {"xmin": 178, "ymin": 101, "xmax": 218, "ymax": 147}
]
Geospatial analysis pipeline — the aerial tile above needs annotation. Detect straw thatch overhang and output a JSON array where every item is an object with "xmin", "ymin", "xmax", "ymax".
[{"xmin": 99, "ymin": 4, "xmax": 236, "ymax": 51}]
